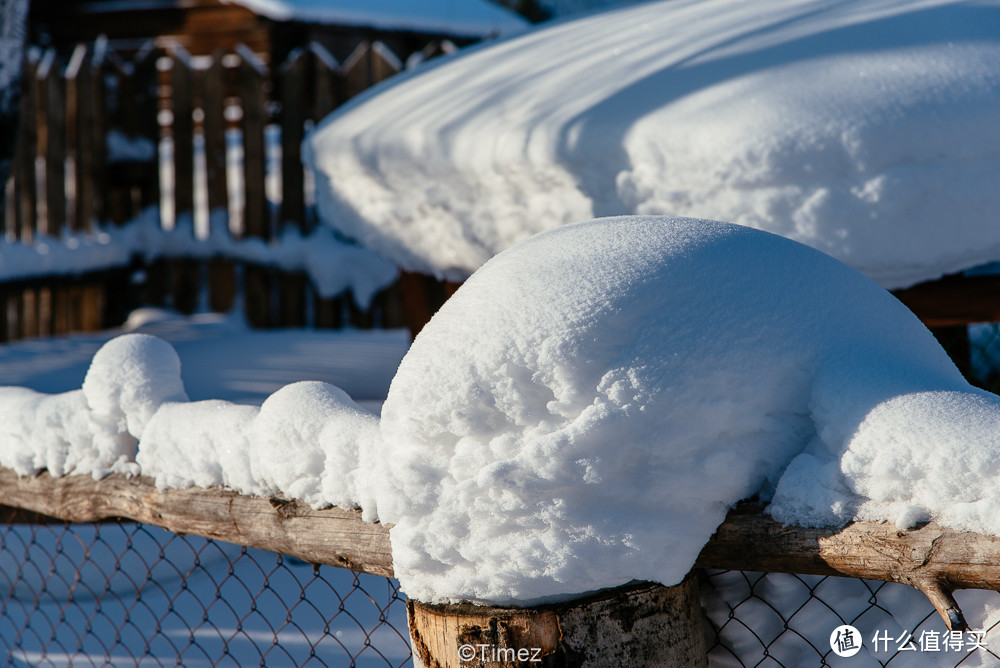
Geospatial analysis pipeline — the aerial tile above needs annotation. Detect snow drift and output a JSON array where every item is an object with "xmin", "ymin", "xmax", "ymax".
[{"xmin": 305, "ymin": 0, "xmax": 1000, "ymax": 289}]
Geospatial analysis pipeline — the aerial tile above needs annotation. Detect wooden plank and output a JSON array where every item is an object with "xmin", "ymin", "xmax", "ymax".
[
  {"xmin": 201, "ymin": 51, "xmax": 228, "ymax": 214},
  {"xmin": 243, "ymin": 263, "xmax": 272, "ymax": 328},
  {"xmin": 143, "ymin": 258, "xmax": 169, "ymax": 308},
  {"xmin": 340, "ymin": 41, "xmax": 373, "ymax": 102},
  {"xmin": 278, "ymin": 51, "xmax": 309, "ymax": 326},
  {"xmin": 237, "ymin": 44, "xmax": 268, "ymax": 240},
  {"xmin": 20, "ymin": 287, "xmax": 38, "ymax": 339},
  {"xmin": 375, "ymin": 279, "xmax": 407, "ymax": 330},
  {"xmin": 309, "ymin": 42, "xmax": 340, "ymax": 121},
  {"xmin": 314, "ymin": 295, "xmax": 343, "ymax": 330},
  {"xmin": 0, "ymin": 468, "xmax": 394, "ymax": 578},
  {"xmin": 69, "ymin": 44, "xmax": 96, "ymax": 231},
  {"xmin": 170, "ymin": 258, "xmax": 201, "ymax": 314},
  {"xmin": 83, "ymin": 283, "xmax": 104, "ymax": 332},
  {"xmin": 4, "ymin": 291, "xmax": 20, "ymax": 341},
  {"xmin": 208, "ymin": 258, "xmax": 237, "ymax": 313},
  {"xmin": 279, "ymin": 49, "xmax": 306, "ymax": 232},
  {"xmin": 278, "ymin": 272, "xmax": 307, "ymax": 327},
  {"xmin": 37, "ymin": 287, "xmax": 53, "ymax": 338},
  {"xmin": 893, "ymin": 274, "xmax": 1000, "ymax": 327},
  {"xmin": 67, "ymin": 283, "xmax": 85, "ymax": 332},
  {"xmin": 101, "ymin": 268, "xmax": 133, "ymax": 329},
  {"xmin": 13, "ymin": 52, "xmax": 39, "ymax": 241},
  {"xmin": 163, "ymin": 46, "xmax": 200, "ymax": 320},
  {"xmin": 52, "ymin": 284, "xmax": 71, "ymax": 335},
  {"xmin": 131, "ymin": 42, "xmax": 160, "ymax": 214},
  {"xmin": 88, "ymin": 42, "xmax": 110, "ymax": 225},
  {"xmin": 43, "ymin": 53, "xmax": 67, "ymax": 236},
  {"xmin": 170, "ymin": 45, "xmax": 195, "ymax": 220},
  {"xmin": 236, "ymin": 46, "xmax": 272, "ymax": 327},
  {"xmin": 0, "ymin": 287, "xmax": 10, "ymax": 342},
  {"xmin": 370, "ymin": 41, "xmax": 402, "ymax": 84}
]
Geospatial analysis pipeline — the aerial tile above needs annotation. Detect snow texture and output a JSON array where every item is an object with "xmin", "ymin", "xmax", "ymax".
[
  {"xmin": 0, "ymin": 208, "xmax": 398, "ymax": 308},
  {"xmin": 305, "ymin": 0, "xmax": 1000, "ymax": 289},
  {"xmin": 375, "ymin": 216, "xmax": 984, "ymax": 604},
  {"xmin": 137, "ymin": 380, "xmax": 380, "ymax": 513},
  {"xmin": 0, "ymin": 334, "xmax": 186, "ymax": 479},
  {"xmin": 224, "ymin": 0, "xmax": 528, "ymax": 37}
]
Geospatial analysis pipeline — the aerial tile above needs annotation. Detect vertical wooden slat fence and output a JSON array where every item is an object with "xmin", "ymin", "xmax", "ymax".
[{"xmin": 0, "ymin": 36, "xmax": 435, "ymax": 342}]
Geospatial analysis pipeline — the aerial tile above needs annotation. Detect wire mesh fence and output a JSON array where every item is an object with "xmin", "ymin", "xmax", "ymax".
[
  {"xmin": 0, "ymin": 519, "xmax": 412, "ymax": 667},
  {"xmin": 702, "ymin": 570, "xmax": 1000, "ymax": 667}
]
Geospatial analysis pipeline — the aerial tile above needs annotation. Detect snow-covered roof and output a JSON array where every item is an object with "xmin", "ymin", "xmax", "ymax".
[
  {"xmin": 223, "ymin": 0, "xmax": 528, "ymax": 37},
  {"xmin": 305, "ymin": 0, "xmax": 1000, "ymax": 289}
]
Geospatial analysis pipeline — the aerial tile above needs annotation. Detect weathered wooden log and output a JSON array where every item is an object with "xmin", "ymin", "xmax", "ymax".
[
  {"xmin": 0, "ymin": 468, "xmax": 393, "ymax": 578},
  {"xmin": 3, "ymin": 467, "xmax": 1000, "ymax": 630},
  {"xmin": 407, "ymin": 578, "xmax": 707, "ymax": 668}
]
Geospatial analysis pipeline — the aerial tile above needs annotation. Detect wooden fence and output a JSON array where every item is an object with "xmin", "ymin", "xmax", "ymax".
[{"xmin": 0, "ymin": 37, "xmax": 456, "ymax": 340}]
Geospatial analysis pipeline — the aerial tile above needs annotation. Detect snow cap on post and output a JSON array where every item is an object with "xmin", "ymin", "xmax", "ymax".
[{"xmin": 375, "ymin": 215, "xmax": 975, "ymax": 604}]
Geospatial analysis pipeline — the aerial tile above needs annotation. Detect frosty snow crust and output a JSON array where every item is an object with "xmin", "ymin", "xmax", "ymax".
[
  {"xmin": 305, "ymin": 0, "xmax": 1000, "ymax": 289},
  {"xmin": 2, "ymin": 217, "xmax": 999, "ymax": 605}
]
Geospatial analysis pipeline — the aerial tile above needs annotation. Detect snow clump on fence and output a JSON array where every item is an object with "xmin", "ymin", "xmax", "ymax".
[
  {"xmin": 0, "ymin": 334, "xmax": 186, "ymax": 478},
  {"xmin": 375, "ymin": 216, "xmax": 997, "ymax": 604}
]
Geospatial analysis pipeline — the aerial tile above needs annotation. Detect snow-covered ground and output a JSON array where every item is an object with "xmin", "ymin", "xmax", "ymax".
[{"xmin": 306, "ymin": 0, "xmax": 1000, "ymax": 289}]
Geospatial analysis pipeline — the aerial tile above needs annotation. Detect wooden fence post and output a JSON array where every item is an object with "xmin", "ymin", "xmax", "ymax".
[
  {"xmin": 309, "ymin": 42, "xmax": 345, "ymax": 329},
  {"xmin": 201, "ymin": 50, "xmax": 237, "ymax": 314},
  {"xmin": 14, "ymin": 49, "xmax": 39, "ymax": 242},
  {"xmin": 39, "ymin": 48, "xmax": 66, "ymax": 237},
  {"xmin": 237, "ymin": 44, "xmax": 272, "ymax": 328},
  {"xmin": 168, "ymin": 44, "xmax": 200, "ymax": 314},
  {"xmin": 407, "ymin": 578, "xmax": 707, "ymax": 668}
]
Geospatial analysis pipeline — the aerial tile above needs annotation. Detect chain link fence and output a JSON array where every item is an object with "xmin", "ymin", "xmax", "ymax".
[
  {"xmin": 0, "ymin": 519, "xmax": 412, "ymax": 666},
  {"xmin": 702, "ymin": 570, "xmax": 1000, "ymax": 667}
]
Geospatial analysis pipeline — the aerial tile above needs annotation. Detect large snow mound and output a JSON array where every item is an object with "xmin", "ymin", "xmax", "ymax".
[
  {"xmin": 224, "ymin": 0, "xmax": 527, "ymax": 37},
  {"xmin": 305, "ymin": 0, "xmax": 1000, "ymax": 288},
  {"xmin": 376, "ymin": 216, "xmax": 987, "ymax": 604}
]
